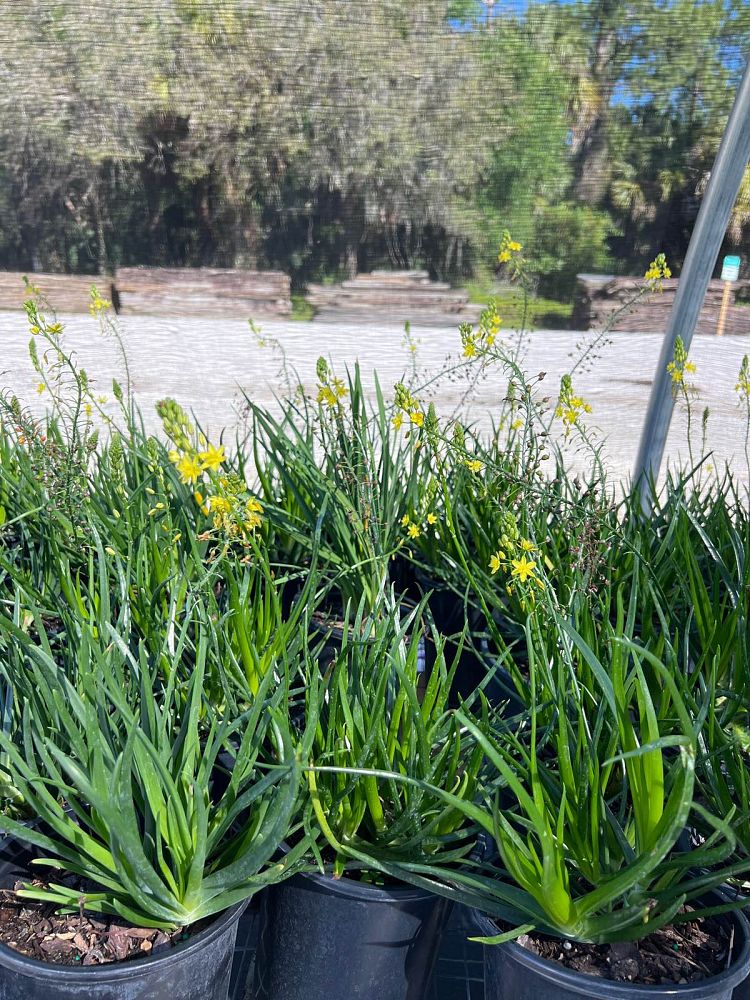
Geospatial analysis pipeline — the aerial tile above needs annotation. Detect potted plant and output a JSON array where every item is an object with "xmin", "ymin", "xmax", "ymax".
[
  {"xmin": 402, "ymin": 611, "xmax": 750, "ymax": 999},
  {"xmin": 250, "ymin": 362, "xmax": 425, "ymax": 621},
  {"xmin": 252, "ymin": 599, "xmax": 486, "ymax": 1000},
  {"xmin": 0, "ymin": 606, "xmax": 307, "ymax": 1000}
]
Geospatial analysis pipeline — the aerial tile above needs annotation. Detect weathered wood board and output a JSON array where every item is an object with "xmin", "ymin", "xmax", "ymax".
[
  {"xmin": 573, "ymin": 275, "xmax": 750, "ymax": 335},
  {"xmin": 307, "ymin": 270, "xmax": 480, "ymax": 324},
  {"xmin": 0, "ymin": 272, "xmax": 113, "ymax": 314},
  {"xmin": 0, "ymin": 269, "xmax": 292, "ymax": 318},
  {"xmin": 115, "ymin": 268, "xmax": 291, "ymax": 317}
]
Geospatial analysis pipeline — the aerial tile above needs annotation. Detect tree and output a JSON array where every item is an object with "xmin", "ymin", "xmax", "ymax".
[{"xmin": 285, "ymin": 0, "xmax": 509, "ymax": 277}]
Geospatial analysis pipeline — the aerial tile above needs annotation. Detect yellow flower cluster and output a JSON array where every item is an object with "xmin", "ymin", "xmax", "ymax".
[
  {"xmin": 644, "ymin": 253, "xmax": 672, "ymax": 292},
  {"xmin": 489, "ymin": 525, "xmax": 544, "ymax": 600},
  {"xmin": 89, "ymin": 286, "xmax": 111, "ymax": 316},
  {"xmin": 464, "ymin": 458, "xmax": 483, "ymax": 474},
  {"xmin": 393, "ymin": 383, "xmax": 424, "ymax": 431},
  {"xmin": 667, "ymin": 336, "xmax": 696, "ymax": 387},
  {"xmin": 400, "ymin": 510, "xmax": 437, "ymax": 541},
  {"xmin": 497, "ymin": 231, "xmax": 523, "ymax": 265},
  {"xmin": 204, "ymin": 479, "xmax": 264, "ymax": 538},
  {"xmin": 170, "ymin": 444, "xmax": 227, "ymax": 484},
  {"xmin": 555, "ymin": 374, "xmax": 592, "ymax": 438},
  {"xmin": 736, "ymin": 356, "xmax": 750, "ymax": 403},
  {"xmin": 460, "ymin": 301, "xmax": 502, "ymax": 360},
  {"xmin": 157, "ymin": 397, "xmax": 263, "ymax": 543},
  {"xmin": 316, "ymin": 357, "xmax": 348, "ymax": 410}
]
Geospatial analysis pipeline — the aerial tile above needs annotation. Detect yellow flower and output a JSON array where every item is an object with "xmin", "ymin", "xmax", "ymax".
[
  {"xmin": 401, "ymin": 513, "xmax": 411, "ymax": 527},
  {"xmin": 520, "ymin": 538, "xmax": 536, "ymax": 552},
  {"xmin": 511, "ymin": 556, "xmax": 537, "ymax": 583},
  {"xmin": 497, "ymin": 231, "xmax": 522, "ymax": 264},
  {"xmin": 89, "ymin": 286, "xmax": 111, "ymax": 316},
  {"xmin": 426, "ymin": 512, "xmax": 437, "ymax": 525},
  {"xmin": 199, "ymin": 444, "xmax": 226, "ymax": 471},
  {"xmin": 644, "ymin": 253, "xmax": 672, "ymax": 291},
  {"xmin": 244, "ymin": 514, "xmax": 262, "ymax": 532},
  {"xmin": 331, "ymin": 376, "xmax": 348, "ymax": 399},
  {"xmin": 463, "ymin": 338, "xmax": 477, "ymax": 359},
  {"xmin": 210, "ymin": 495, "xmax": 230, "ymax": 514},
  {"xmin": 318, "ymin": 385, "xmax": 337, "ymax": 407},
  {"xmin": 667, "ymin": 337, "xmax": 696, "ymax": 390},
  {"xmin": 317, "ymin": 370, "xmax": 348, "ymax": 409},
  {"xmin": 407, "ymin": 523, "xmax": 420, "ymax": 539},
  {"xmin": 511, "ymin": 419, "xmax": 524, "ymax": 431},
  {"xmin": 393, "ymin": 383, "xmax": 424, "ymax": 431},
  {"xmin": 246, "ymin": 497, "xmax": 263, "ymax": 515},
  {"xmin": 556, "ymin": 375, "xmax": 592, "ymax": 437},
  {"xmin": 489, "ymin": 552, "xmax": 503, "ymax": 574},
  {"xmin": 465, "ymin": 459, "xmax": 483, "ymax": 473},
  {"xmin": 36, "ymin": 382, "xmax": 45, "ymax": 395},
  {"xmin": 176, "ymin": 453, "xmax": 203, "ymax": 484}
]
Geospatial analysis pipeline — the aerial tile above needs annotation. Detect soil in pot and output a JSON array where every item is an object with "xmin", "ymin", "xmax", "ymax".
[
  {"xmin": 252, "ymin": 868, "xmax": 451, "ymax": 1000},
  {"xmin": 0, "ymin": 846, "xmax": 247, "ymax": 1000},
  {"xmin": 0, "ymin": 878, "xmax": 197, "ymax": 966},
  {"xmin": 474, "ymin": 898, "xmax": 750, "ymax": 1000},
  {"xmin": 517, "ymin": 915, "xmax": 731, "ymax": 985}
]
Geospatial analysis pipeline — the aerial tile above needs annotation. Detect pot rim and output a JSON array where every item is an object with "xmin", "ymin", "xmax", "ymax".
[
  {"xmin": 294, "ymin": 865, "xmax": 436, "ymax": 904},
  {"xmin": 0, "ymin": 853, "xmax": 248, "ymax": 983},
  {"xmin": 471, "ymin": 898, "xmax": 750, "ymax": 998}
]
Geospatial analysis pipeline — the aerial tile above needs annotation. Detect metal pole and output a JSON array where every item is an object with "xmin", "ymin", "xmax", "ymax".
[{"xmin": 633, "ymin": 57, "xmax": 750, "ymax": 511}]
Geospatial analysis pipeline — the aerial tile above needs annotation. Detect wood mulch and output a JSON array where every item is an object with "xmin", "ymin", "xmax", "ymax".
[
  {"xmin": 0, "ymin": 879, "xmax": 191, "ymax": 967},
  {"xmin": 517, "ymin": 909, "xmax": 735, "ymax": 985}
]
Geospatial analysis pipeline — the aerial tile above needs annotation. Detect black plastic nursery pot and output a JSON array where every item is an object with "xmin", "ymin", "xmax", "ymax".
[
  {"xmin": 414, "ymin": 568, "xmax": 475, "ymax": 639},
  {"xmin": 0, "ymin": 844, "xmax": 248, "ymax": 1000},
  {"xmin": 414, "ymin": 570, "xmax": 527, "ymax": 710},
  {"xmin": 252, "ymin": 868, "xmax": 451, "ymax": 1000},
  {"xmin": 472, "ymin": 902, "xmax": 750, "ymax": 1000},
  {"xmin": 421, "ymin": 632, "xmax": 526, "ymax": 713},
  {"xmin": 308, "ymin": 599, "xmax": 428, "ymax": 676}
]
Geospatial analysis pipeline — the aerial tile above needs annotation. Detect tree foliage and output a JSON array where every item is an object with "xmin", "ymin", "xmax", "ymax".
[{"xmin": 0, "ymin": 0, "xmax": 748, "ymax": 295}]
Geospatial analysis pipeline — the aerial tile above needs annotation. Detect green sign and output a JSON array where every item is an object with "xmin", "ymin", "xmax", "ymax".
[{"xmin": 721, "ymin": 255, "xmax": 741, "ymax": 281}]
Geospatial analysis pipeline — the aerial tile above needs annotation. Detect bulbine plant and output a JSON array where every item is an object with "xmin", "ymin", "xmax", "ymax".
[
  {"xmin": 0, "ymin": 610, "xmax": 307, "ymax": 929},
  {"xmin": 297, "ymin": 597, "xmax": 486, "ymax": 878},
  {"xmin": 251, "ymin": 363, "xmax": 424, "ymax": 614},
  {"xmin": 400, "ymin": 609, "xmax": 745, "ymax": 944}
]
